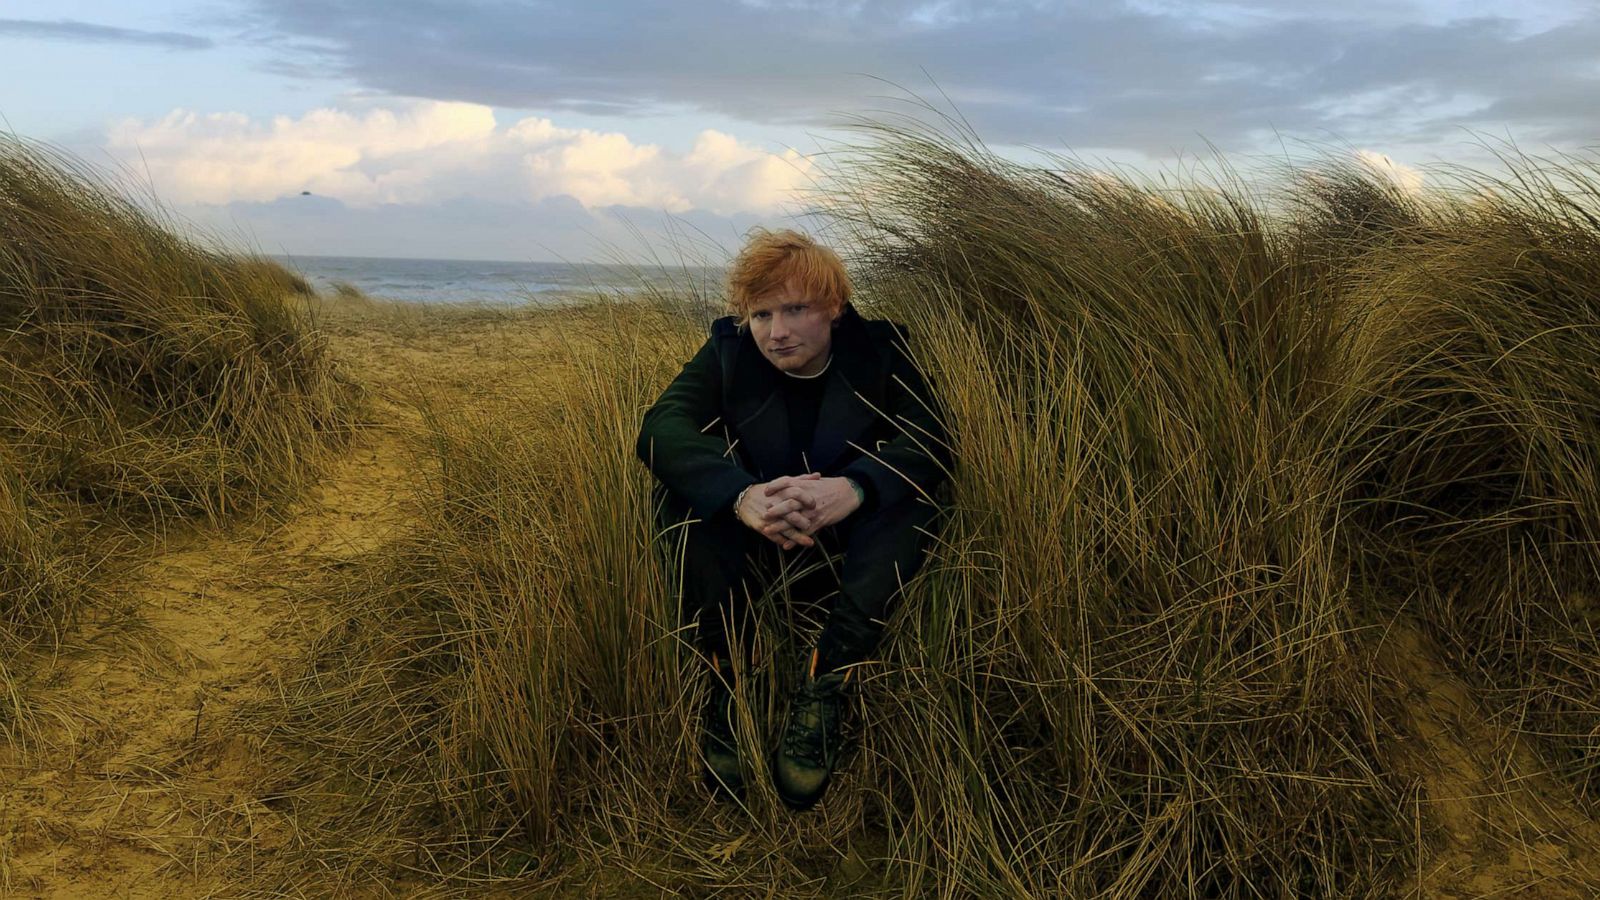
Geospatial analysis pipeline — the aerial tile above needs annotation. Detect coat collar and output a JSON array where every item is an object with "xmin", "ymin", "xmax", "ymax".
[
  {"xmin": 726, "ymin": 304, "xmax": 884, "ymax": 476},
  {"xmin": 729, "ymin": 304, "xmax": 878, "ymax": 396}
]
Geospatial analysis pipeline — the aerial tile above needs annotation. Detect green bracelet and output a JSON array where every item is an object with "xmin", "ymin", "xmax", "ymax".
[{"xmin": 845, "ymin": 477, "xmax": 865, "ymax": 505}]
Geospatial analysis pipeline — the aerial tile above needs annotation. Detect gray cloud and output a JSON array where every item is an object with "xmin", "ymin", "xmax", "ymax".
[
  {"xmin": 0, "ymin": 18, "xmax": 213, "ymax": 50},
  {"xmin": 243, "ymin": 0, "xmax": 1600, "ymax": 156}
]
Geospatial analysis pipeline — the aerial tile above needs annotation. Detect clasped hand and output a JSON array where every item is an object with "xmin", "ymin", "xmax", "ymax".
[{"xmin": 734, "ymin": 473, "xmax": 861, "ymax": 550}]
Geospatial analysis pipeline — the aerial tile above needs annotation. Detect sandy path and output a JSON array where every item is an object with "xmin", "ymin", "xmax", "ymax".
[
  {"xmin": 1381, "ymin": 622, "xmax": 1600, "ymax": 897},
  {"xmin": 0, "ymin": 430, "xmax": 411, "ymax": 898},
  {"xmin": 0, "ymin": 313, "xmax": 447, "ymax": 898}
]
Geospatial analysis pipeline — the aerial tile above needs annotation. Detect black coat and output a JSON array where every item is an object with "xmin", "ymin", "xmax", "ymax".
[{"xmin": 636, "ymin": 305, "xmax": 952, "ymax": 517}]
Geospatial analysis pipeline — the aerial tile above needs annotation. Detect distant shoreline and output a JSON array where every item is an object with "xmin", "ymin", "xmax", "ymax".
[{"xmin": 270, "ymin": 253, "xmax": 724, "ymax": 304}]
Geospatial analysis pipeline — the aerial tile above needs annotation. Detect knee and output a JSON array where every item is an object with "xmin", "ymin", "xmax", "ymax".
[
  {"xmin": 851, "ymin": 494, "xmax": 942, "ymax": 541},
  {"xmin": 655, "ymin": 490, "xmax": 755, "ymax": 568},
  {"xmin": 653, "ymin": 486, "xmax": 729, "ymax": 539},
  {"xmin": 651, "ymin": 482, "xmax": 688, "ymax": 531}
]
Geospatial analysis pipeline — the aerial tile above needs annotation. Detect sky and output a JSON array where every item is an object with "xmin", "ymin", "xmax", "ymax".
[{"xmin": 2, "ymin": 0, "xmax": 1596, "ymax": 262}]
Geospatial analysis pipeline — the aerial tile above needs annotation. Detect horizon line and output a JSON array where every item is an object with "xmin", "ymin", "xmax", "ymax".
[{"xmin": 269, "ymin": 251, "xmax": 727, "ymax": 269}]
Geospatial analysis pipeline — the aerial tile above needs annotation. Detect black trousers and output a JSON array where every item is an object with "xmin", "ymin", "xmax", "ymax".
[{"xmin": 653, "ymin": 483, "xmax": 941, "ymax": 673}]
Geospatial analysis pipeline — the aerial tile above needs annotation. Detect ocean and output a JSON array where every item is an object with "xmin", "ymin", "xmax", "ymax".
[{"xmin": 272, "ymin": 254, "xmax": 725, "ymax": 305}]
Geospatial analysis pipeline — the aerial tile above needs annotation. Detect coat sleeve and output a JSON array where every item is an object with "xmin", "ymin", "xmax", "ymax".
[
  {"xmin": 840, "ymin": 329, "xmax": 953, "ymax": 511},
  {"xmin": 636, "ymin": 333, "xmax": 757, "ymax": 516}
]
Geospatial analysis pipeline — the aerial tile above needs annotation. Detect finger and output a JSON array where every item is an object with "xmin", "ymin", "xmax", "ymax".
[
  {"xmin": 762, "ymin": 476, "xmax": 798, "ymax": 496},
  {"xmin": 755, "ymin": 512, "xmax": 800, "ymax": 531},
  {"xmin": 767, "ymin": 529, "xmax": 808, "ymax": 549},
  {"xmin": 763, "ymin": 472, "xmax": 823, "ymax": 495},
  {"xmin": 768, "ymin": 489, "xmax": 816, "ymax": 509},
  {"xmin": 765, "ymin": 517, "xmax": 814, "ymax": 539},
  {"xmin": 765, "ymin": 520, "xmax": 810, "ymax": 545}
]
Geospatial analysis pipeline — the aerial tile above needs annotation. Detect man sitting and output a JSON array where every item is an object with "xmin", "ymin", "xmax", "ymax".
[{"xmin": 635, "ymin": 228, "xmax": 951, "ymax": 809}]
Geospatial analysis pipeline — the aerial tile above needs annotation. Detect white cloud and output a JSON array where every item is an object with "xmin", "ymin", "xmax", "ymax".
[
  {"xmin": 682, "ymin": 130, "xmax": 816, "ymax": 216},
  {"xmin": 1355, "ymin": 149, "xmax": 1426, "ymax": 195},
  {"xmin": 106, "ymin": 99, "xmax": 814, "ymax": 216}
]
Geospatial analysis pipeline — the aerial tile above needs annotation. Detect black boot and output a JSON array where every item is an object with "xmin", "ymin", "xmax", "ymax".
[
  {"xmin": 773, "ymin": 654, "xmax": 849, "ymax": 810},
  {"xmin": 701, "ymin": 654, "xmax": 745, "ymax": 797}
]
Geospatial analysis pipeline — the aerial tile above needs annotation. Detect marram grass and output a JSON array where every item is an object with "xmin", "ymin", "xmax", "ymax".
[
  {"xmin": 826, "ymin": 126, "xmax": 1413, "ymax": 895},
  {"xmin": 0, "ymin": 136, "xmax": 356, "ymax": 526}
]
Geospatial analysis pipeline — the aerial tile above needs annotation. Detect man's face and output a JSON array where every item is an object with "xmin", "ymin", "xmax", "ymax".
[{"xmin": 748, "ymin": 279, "xmax": 839, "ymax": 377}]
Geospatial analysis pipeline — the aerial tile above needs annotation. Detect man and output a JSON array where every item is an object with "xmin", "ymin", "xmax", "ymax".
[{"xmin": 635, "ymin": 228, "xmax": 951, "ymax": 809}]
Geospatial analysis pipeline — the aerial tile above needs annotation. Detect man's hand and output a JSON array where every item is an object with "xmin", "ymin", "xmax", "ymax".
[
  {"xmin": 735, "ymin": 473, "xmax": 823, "ymax": 549},
  {"xmin": 760, "ymin": 475, "xmax": 862, "ymax": 542}
]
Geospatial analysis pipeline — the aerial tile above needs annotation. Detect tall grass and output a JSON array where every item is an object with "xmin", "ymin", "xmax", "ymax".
[
  {"xmin": 0, "ymin": 136, "xmax": 356, "ymax": 732},
  {"xmin": 0, "ymin": 448, "xmax": 71, "ymax": 650},
  {"xmin": 0, "ymin": 137, "xmax": 355, "ymax": 525},
  {"xmin": 823, "ymin": 126, "xmax": 1415, "ymax": 894},
  {"xmin": 256, "ymin": 124, "xmax": 1600, "ymax": 896},
  {"xmin": 1327, "ymin": 156, "xmax": 1600, "ymax": 802}
]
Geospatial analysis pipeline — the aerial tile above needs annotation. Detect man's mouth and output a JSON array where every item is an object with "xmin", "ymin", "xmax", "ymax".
[{"xmin": 772, "ymin": 346, "xmax": 797, "ymax": 354}]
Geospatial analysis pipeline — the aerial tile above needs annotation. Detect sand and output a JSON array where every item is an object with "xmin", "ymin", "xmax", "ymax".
[
  {"xmin": 0, "ymin": 302, "xmax": 567, "ymax": 897},
  {"xmin": 1379, "ymin": 624, "xmax": 1600, "ymax": 896},
  {"xmin": 1, "ymin": 301, "xmax": 1598, "ymax": 897}
]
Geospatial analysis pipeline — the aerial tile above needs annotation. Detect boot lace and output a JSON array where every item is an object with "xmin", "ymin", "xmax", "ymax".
[{"xmin": 782, "ymin": 676, "xmax": 844, "ymax": 765}]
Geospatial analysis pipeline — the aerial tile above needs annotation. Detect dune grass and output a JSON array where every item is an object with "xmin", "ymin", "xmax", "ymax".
[
  {"xmin": 250, "ymin": 123, "xmax": 1600, "ymax": 896},
  {"xmin": 0, "ymin": 448, "xmax": 73, "ymax": 662},
  {"xmin": 0, "ymin": 138, "xmax": 357, "ymax": 525},
  {"xmin": 823, "ymin": 127, "xmax": 1418, "ymax": 895},
  {"xmin": 0, "ymin": 136, "xmax": 357, "ymax": 737},
  {"xmin": 1328, "ymin": 156, "xmax": 1600, "ymax": 803}
]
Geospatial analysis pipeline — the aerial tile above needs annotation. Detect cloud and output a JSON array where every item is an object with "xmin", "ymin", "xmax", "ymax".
[
  {"xmin": 242, "ymin": 0, "xmax": 1600, "ymax": 156},
  {"xmin": 174, "ymin": 192, "xmax": 807, "ymax": 263},
  {"xmin": 106, "ymin": 99, "xmax": 815, "ymax": 216},
  {"xmin": 1354, "ymin": 149, "xmax": 1425, "ymax": 195},
  {"xmin": 0, "ymin": 17, "xmax": 212, "ymax": 50}
]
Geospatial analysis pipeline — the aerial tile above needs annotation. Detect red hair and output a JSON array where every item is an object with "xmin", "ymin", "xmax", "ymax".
[{"xmin": 726, "ymin": 228, "xmax": 852, "ymax": 324}]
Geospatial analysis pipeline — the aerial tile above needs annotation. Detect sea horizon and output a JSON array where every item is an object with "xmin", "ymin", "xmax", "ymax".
[{"xmin": 272, "ymin": 253, "xmax": 725, "ymax": 304}]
